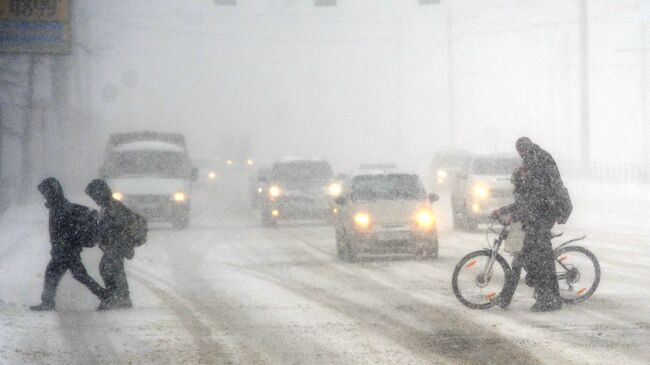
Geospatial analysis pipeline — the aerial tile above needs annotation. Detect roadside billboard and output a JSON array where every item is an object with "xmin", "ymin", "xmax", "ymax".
[{"xmin": 0, "ymin": 0, "xmax": 71, "ymax": 54}]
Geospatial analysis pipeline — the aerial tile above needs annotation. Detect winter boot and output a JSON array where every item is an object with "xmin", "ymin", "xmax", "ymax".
[{"xmin": 30, "ymin": 302, "xmax": 55, "ymax": 311}]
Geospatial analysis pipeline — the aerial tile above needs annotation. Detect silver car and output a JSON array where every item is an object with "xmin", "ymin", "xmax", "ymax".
[
  {"xmin": 451, "ymin": 154, "xmax": 520, "ymax": 231},
  {"xmin": 333, "ymin": 173, "xmax": 439, "ymax": 261}
]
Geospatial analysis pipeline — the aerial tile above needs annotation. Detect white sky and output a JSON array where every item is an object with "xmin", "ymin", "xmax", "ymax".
[{"xmin": 81, "ymin": 0, "xmax": 648, "ymax": 174}]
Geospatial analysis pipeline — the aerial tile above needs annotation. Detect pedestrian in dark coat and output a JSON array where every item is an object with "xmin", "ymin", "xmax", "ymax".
[
  {"xmin": 85, "ymin": 179, "xmax": 133, "ymax": 310},
  {"xmin": 491, "ymin": 166, "xmax": 530, "ymax": 309},
  {"xmin": 30, "ymin": 178, "xmax": 109, "ymax": 311},
  {"xmin": 512, "ymin": 137, "xmax": 564, "ymax": 311}
]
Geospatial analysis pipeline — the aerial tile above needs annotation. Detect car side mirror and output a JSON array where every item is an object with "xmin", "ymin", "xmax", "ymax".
[
  {"xmin": 428, "ymin": 193, "xmax": 439, "ymax": 203},
  {"xmin": 334, "ymin": 196, "xmax": 346, "ymax": 205},
  {"xmin": 190, "ymin": 167, "xmax": 198, "ymax": 181}
]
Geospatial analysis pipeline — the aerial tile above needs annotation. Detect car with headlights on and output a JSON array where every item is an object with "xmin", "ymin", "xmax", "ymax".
[
  {"xmin": 260, "ymin": 158, "xmax": 337, "ymax": 226},
  {"xmin": 450, "ymin": 154, "xmax": 520, "ymax": 231},
  {"xmin": 430, "ymin": 150, "xmax": 471, "ymax": 189},
  {"xmin": 333, "ymin": 172, "xmax": 439, "ymax": 261},
  {"xmin": 99, "ymin": 131, "xmax": 197, "ymax": 229}
]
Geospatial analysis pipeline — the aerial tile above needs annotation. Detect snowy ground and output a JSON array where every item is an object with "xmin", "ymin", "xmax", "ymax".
[{"xmin": 1, "ymin": 177, "xmax": 650, "ymax": 364}]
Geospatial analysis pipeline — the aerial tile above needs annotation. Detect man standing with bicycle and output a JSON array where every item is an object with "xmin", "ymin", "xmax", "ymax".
[{"xmin": 493, "ymin": 137, "xmax": 571, "ymax": 312}]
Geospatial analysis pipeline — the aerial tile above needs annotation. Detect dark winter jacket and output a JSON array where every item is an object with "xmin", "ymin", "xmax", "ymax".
[
  {"xmin": 501, "ymin": 144, "xmax": 567, "ymax": 227},
  {"xmin": 37, "ymin": 178, "xmax": 98, "ymax": 257},
  {"xmin": 500, "ymin": 167, "xmax": 535, "ymax": 225},
  {"xmin": 522, "ymin": 144, "xmax": 569, "ymax": 224},
  {"xmin": 96, "ymin": 199, "xmax": 132, "ymax": 258}
]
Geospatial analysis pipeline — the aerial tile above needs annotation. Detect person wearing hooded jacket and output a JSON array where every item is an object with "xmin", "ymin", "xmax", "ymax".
[
  {"xmin": 85, "ymin": 179, "xmax": 133, "ymax": 310},
  {"xmin": 491, "ymin": 166, "xmax": 533, "ymax": 309},
  {"xmin": 493, "ymin": 137, "xmax": 565, "ymax": 312},
  {"xmin": 30, "ymin": 178, "xmax": 109, "ymax": 311}
]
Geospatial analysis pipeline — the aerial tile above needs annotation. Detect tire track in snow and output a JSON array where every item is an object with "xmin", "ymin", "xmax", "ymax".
[
  {"xmin": 128, "ymin": 269, "xmax": 236, "ymax": 365},
  {"xmin": 282, "ymin": 225, "xmax": 649, "ymax": 364},
  {"xmin": 56, "ymin": 311, "xmax": 119, "ymax": 365},
  {"xmin": 199, "ymin": 225, "xmax": 541, "ymax": 365}
]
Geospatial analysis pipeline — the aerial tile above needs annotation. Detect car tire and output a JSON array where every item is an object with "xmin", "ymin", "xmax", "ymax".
[
  {"xmin": 172, "ymin": 215, "xmax": 190, "ymax": 230},
  {"xmin": 464, "ymin": 216, "xmax": 478, "ymax": 232},
  {"xmin": 421, "ymin": 245, "xmax": 438, "ymax": 260},
  {"xmin": 335, "ymin": 230, "xmax": 346, "ymax": 259},
  {"xmin": 451, "ymin": 201, "xmax": 464, "ymax": 230},
  {"xmin": 261, "ymin": 211, "xmax": 277, "ymax": 228},
  {"xmin": 344, "ymin": 238, "xmax": 358, "ymax": 262}
]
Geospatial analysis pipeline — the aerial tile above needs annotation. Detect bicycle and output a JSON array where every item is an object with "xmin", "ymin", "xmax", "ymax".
[{"xmin": 451, "ymin": 219, "xmax": 601, "ymax": 309}]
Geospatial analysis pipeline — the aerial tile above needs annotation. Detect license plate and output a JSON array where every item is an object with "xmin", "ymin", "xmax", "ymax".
[{"xmin": 377, "ymin": 231, "xmax": 410, "ymax": 241}]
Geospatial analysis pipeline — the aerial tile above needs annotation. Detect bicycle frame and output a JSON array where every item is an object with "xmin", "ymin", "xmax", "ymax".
[
  {"xmin": 477, "ymin": 224, "xmax": 510, "ymax": 286},
  {"xmin": 479, "ymin": 223, "xmax": 586, "ymax": 285}
]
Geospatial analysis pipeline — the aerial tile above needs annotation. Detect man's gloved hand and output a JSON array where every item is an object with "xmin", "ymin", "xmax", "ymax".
[
  {"xmin": 490, "ymin": 208, "xmax": 503, "ymax": 220},
  {"xmin": 490, "ymin": 208, "xmax": 512, "ymax": 224}
]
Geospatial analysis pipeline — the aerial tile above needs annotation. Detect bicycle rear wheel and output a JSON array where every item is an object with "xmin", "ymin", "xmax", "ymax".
[
  {"xmin": 452, "ymin": 250, "xmax": 511, "ymax": 309},
  {"xmin": 555, "ymin": 246, "xmax": 600, "ymax": 304}
]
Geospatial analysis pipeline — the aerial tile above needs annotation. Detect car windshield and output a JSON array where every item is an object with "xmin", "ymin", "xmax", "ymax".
[
  {"xmin": 351, "ymin": 174, "xmax": 426, "ymax": 201},
  {"xmin": 471, "ymin": 158, "xmax": 520, "ymax": 175},
  {"xmin": 270, "ymin": 161, "xmax": 333, "ymax": 181},
  {"xmin": 433, "ymin": 153, "xmax": 468, "ymax": 168},
  {"xmin": 104, "ymin": 150, "xmax": 188, "ymax": 179}
]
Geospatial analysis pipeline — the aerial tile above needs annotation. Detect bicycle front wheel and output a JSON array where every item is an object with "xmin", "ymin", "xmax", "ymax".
[
  {"xmin": 452, "ymin": 250, "xmax": 511, "ymax": 309},
  {"xmin": 555, "ymin": 246, "xmax": 600, "ymax": 304}
]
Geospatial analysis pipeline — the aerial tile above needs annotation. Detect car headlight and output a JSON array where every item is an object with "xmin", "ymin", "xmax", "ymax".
[
  {"xmin": 268, "ymin": 185, "xmax": 281, "ymax": 198},
  {"xmin": 257, "ymin": 187, "xmax": 263, "ymax": 194},
  {"xmin": 354, "ymin": 212, "xmax": 371, "ymax": 228},
  {"xmin": 415, "ymin": 209, "xmax": 435, "ymax": 228},
  {"xmin": 112, "ymin": 192, "xmax": 124, "ymax": 201},
  {"xmin": 436, "ymin": 170, "xmax": 447, "ymax": 183},
  {"xmin": 472, "ymin": 184, "xmax": 490, "ymax": 199},
  {"xmin": 247, "ymin": 159, "xmax": 254, "ymax": 166},
  {"xmin": 208, "ymin": 172, "xmax": 217, "ymax": 180},
  {"xmin": 173, "ymin": 192, "xmax": 187, "ymax": 202},
  {"xmin": 328, "ymin": 183, "xmax": 342, "ymax": 197}
]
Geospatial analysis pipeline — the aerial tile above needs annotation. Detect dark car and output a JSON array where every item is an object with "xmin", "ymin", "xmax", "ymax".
[{"xmin": 260, "ymin": 159, "xmax": 335, "ymax": 227}]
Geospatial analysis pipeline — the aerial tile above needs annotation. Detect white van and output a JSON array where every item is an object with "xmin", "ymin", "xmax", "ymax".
[{"xmin": 100, "ymin": 132, "xmax": 197, "ymax": 229}]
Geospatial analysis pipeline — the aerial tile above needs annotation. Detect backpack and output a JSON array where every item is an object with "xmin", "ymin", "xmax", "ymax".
[
  {"xmin": 553, "ymin": 185, "xmax": 573, "ymax": 224},
  {"xmin": 67, "ymin": 205, "xmax": 99, "ymax": 248},
  {"xmin": 122, "ymin": 208, "xmax": 148, "ymax": 259}
]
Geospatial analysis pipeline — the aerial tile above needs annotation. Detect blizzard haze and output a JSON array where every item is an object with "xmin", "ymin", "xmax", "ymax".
[
  {"xmin": 78, "ymin": 1, "xmax": 645, "ymax": 175},
  {"xmin": 1, "ymin": 1, "xmax": 650, "ymax": 364}
]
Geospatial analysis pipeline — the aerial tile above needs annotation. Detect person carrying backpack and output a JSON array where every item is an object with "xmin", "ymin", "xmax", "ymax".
[
  {"xmin": 494, "ymin": 137, "xmax": 572, "ymax": 312},
  {"xmin": 85, "ymin": 179, "xmax": 146, "ymax": 310},
  {"xmin": 30, "ymin": 178, "xmax": 109, "ymax": 311}
]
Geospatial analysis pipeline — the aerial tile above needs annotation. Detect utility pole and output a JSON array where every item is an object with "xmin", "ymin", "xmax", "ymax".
[
  {"xmin": 20, "ymin": 55, "xmax": 37, "ymax": 203},
  {"xmin": 446, "ymin": 6, "xmax": 456, "ymax": 149},
  {"xmin": 579, "ymin": 0, "xmax": 590, "ymax": 173}
]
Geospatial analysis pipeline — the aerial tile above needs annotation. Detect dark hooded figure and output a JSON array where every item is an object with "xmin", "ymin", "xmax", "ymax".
[
  {"xmin": 491, "ymin": 166, "xmax": 531, "ymax": 309},
  {"xmin": 85, "ymin": 179, "xmax": 132, "ymax": 310},
  {"xmin": 494, "ymin": 137, "xmax": 564, "ymax": 312},
  {"xmin": 30, "ymin": 178, "xmax": 109, "ymax": 311}
]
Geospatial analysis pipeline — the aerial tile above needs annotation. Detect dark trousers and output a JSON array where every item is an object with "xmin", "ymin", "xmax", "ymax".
[
  {"xmin": 99, "ymin": 251, "xmax": 130, "ymax": 302},
  {"xmin": 499, "ymin": 255, "xmax": 525, "ymax": 305},
  {"xmin": 40, "ymin": 251, "xmax": 106, "ymax": 305},
  {"xmin": 521, "ymin": 223, "xmax": 560, "ymax": 303}
]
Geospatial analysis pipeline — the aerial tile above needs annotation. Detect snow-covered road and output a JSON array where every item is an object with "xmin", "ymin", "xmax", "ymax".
[{"xmin": 2, "ymin": 178, "xmax": 650, "ymax": 364}]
